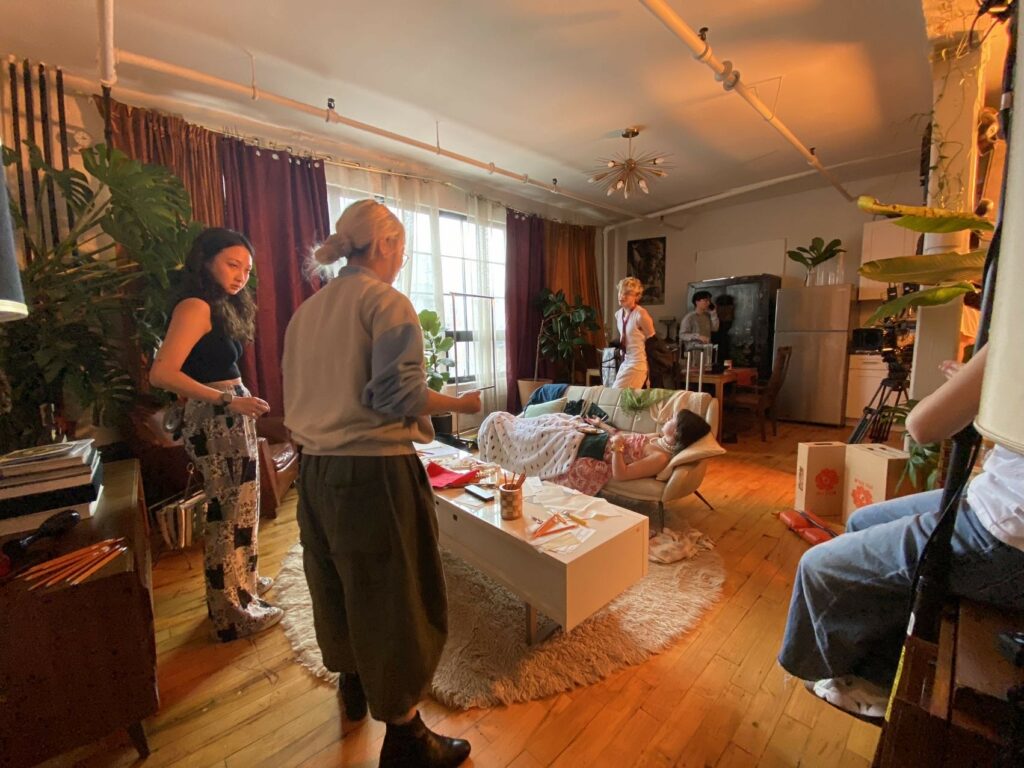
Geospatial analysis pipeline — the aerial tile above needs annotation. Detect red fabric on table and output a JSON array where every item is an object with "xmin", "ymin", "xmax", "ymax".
[{"xmin": 425, "ymin": 462, "xmax": 479, "ymax": 489}]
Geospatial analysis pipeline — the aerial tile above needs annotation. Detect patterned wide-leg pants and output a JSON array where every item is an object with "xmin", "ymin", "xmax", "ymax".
[{"xmin": 182, "ymin": 385, "xmax": 277, "ymax": 641}]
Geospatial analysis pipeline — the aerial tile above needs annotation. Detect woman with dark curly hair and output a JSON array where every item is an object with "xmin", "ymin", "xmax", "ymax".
[{"xmin": 150, "ymin": 227, "xmax": 282, "ymax": 642}]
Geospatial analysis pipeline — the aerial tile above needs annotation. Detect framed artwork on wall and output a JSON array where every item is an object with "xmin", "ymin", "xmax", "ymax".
[{"xmin": 626, "ymin": 236, "xmax": 666, "ymax": 305}]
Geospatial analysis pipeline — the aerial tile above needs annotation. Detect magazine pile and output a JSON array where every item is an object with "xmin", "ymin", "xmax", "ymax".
[{"xmin": 0, "ymin": 439, "xmax": 103, "ymax": 535}]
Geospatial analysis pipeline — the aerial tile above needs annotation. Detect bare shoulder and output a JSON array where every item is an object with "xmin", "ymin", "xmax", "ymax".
[{"xmin": 168, "ymin": 297, "xmax": 213, "ymax": 336}]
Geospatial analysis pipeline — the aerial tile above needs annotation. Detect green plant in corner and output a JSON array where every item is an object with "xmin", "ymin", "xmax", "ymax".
[
  {"xmin": 0, "ymin": 142, "xmax": 201, "ymax": 451},
  {"xmin": 418, "ymin": 309, "xmax": 455, "ymax": 392},
  {"xmin": 535, "ymin": 289, "xmax": 600, "ymax": 383},
  {"xmin": 786, "ymin": 237, "xmax": 845, "ymax": 284}
]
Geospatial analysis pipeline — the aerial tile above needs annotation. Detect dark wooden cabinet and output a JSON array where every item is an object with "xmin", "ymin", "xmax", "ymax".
[
  {"xmin": 0, "ymin": 460, "xmax": 157, "ymax": 768},
  {"xmin": 687, "ymin": 274, "xmax": 782, "ymax": 380}
]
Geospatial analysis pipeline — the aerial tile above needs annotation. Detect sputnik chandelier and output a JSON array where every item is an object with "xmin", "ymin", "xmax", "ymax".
[{"xmin": 587, "ymin": 128, "xmax": 670, "ymax": 199}]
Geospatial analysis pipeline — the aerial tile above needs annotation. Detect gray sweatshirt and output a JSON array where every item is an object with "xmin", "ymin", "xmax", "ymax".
[{"xmin": 283, "ymin": 265, "xmax": 433, "ymax": 455}]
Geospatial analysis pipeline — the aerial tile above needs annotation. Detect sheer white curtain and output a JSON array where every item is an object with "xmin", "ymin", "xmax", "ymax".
[{"xmin": 325, "ymin": 165, "xmax": 507, "ymax": 423}]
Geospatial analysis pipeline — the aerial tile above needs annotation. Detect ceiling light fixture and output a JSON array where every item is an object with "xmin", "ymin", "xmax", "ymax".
[{"xmin": 587, "ymin": 128, "xmax": 670, "ymax": 199}]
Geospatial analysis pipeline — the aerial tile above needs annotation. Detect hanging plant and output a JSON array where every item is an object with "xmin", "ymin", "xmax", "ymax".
[{"xmin": 856, "ymin": 196, "xmax": 989, "ymax": 326}]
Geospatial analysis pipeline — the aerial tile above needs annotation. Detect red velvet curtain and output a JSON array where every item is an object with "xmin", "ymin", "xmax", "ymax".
[
  {"xmin": 221, "ymin": 140, "xmax": 329, "ymax": 415},
  {"xmin": 505, "ymin": 211, "xmax": 547, "ymax": 411}
]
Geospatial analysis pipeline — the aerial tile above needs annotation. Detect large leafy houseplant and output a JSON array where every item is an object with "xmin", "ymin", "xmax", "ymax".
[
  {"xmin": 857, "ymin": 196, "xmax": 992, "ymax": 326},
  {"xmin": 0, "ymin": 143, "xmax": 200, "ymax": 450},
  {"xmin": 534, "ymin": 289, "xmax": 601, "ymax": 382}
]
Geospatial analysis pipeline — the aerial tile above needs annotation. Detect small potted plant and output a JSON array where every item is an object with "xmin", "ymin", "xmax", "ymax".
[
  {"xmin": 419, "ymin": 309, "xmax": 456, "ymax": 434},
  {"xmin": 787, "ymin": 237, "xmax": 845, "ymax": 286}
]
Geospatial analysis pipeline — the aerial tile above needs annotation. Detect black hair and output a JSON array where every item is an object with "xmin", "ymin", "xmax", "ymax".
[
  {"xmin": 670, "ymin": 410, "xmax": 712, "ymax": 453},
  {"xmin": 176, "ymin": 227, "xmax": 257, "ymax": 342},
  {"xmin": 692, "ymin": 290, "xmax": 712, "ymax": 306}
]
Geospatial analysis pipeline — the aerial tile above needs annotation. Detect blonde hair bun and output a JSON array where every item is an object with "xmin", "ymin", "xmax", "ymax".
[{"xmin": 313, "ymin": 232, "xmax": 354, "ymax": 265}]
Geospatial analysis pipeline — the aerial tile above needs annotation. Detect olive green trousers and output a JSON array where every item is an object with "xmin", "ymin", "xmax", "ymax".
[{"xmin": 296, "ymin": 453, "xmax": 448, "ymax": 721}]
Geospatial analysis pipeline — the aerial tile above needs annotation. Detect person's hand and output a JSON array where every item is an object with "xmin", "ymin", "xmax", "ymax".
[
  {"xmin": 939, "ymin": 360, "xmax": 963, "ymax": 380},
  {"xmin": 229, "ymin": 396, "xmax": 270, "ymax": 418},
  {"xmin": 698, "ymin": 335, "xmax": 710, "ymax": 343},
  {"xmin": 609, "ymin": 434, "xmax": 624, "ymax": 450},
  {"xmin": 455, "ymin": 390, "xmax": 482, "ymax": 414}
]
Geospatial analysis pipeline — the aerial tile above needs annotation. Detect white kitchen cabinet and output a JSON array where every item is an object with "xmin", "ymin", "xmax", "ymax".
[
  {"xmin": 858, "ymin": 220, "xmax": 921, "ymax": 300},
  {"xmin": 846, "ymin": 354, "xmax": 890, "ymax": 422}
]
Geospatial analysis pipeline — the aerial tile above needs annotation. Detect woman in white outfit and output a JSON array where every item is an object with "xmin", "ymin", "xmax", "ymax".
[{"xmin": 612, "ymin": 277, "xmax": 656, "ymax": 389}]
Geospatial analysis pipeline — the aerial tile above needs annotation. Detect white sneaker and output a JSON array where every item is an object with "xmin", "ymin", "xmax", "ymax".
[{"xmin": 808, "ymin": 676, "xmax": 889, "ymax": 721}]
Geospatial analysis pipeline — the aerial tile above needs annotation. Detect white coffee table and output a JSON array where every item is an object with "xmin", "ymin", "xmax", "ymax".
[{"xmin": 423, "ymin": 444, "xmax": 649, "ymax": 643}]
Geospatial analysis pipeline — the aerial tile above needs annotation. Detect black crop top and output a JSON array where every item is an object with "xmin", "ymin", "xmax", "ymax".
[{"xmin": 178, "ymin": 300, "xmax": 244, "ymax": 383}]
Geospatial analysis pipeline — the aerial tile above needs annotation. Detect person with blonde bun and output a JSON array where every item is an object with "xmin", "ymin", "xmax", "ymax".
[
  {"xmin": 612, "ymin": 276, "xmax": 656, "ymax": 389},
  {"xmin": 283, "ymin": 199, "xmax": 478, "ymax": 768}
]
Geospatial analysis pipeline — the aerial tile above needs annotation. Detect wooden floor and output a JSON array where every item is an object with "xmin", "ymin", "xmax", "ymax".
[{"xmin": 44, "ymin": 422, "xmax": 880, "ymax": 768}]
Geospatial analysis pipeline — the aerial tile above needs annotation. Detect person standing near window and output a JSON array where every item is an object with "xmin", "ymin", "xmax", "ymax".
[
  {"xmin": 150, "ymin": 228, "xmax": 282, "ymax": 642},
  {"xmin": 613, "ymin": 277, "xmax": 656, "ymax": 389},
  {"xmin": 283, "ymin": 199, "xmax": 480, "ymax": 768}
]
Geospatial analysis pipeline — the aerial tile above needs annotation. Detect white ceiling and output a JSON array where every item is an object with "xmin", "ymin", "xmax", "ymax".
[{"xmin": 2, "ymin": 1, "xmax": 940, "ymax": 222}]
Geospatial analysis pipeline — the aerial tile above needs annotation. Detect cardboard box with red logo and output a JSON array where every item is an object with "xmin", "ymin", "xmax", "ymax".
[
  {"xmin": 842, "ymin": 443, "xmax": 912, "ymax": 523},
  {"xmin": 795, "ymin": 441, "xmax": 847, "ymax": 519}
]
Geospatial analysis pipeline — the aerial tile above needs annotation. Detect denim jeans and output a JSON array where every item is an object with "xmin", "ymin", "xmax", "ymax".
[{"xmin": 777, "ymin": 489, "xmax": 1024, "ymax": 687}]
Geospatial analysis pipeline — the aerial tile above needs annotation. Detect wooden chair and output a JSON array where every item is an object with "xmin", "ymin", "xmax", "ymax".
[{"xmin": 727, "ymin": 346, "xmax": 793, "ymax": 441}]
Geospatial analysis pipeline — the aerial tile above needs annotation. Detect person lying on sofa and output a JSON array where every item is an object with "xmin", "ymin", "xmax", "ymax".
[{"xmin": 478, "ymin": 408, "xmax": 714, "ymax": 496}]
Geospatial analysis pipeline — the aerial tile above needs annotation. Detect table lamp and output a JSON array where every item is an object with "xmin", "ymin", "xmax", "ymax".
[{"xmin": 976, "ymin": 35, "xmax": 1023, "ymax": 454}]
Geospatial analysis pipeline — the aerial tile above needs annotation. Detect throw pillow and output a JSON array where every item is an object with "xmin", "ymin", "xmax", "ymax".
[
  {"xmin": 523, "ymin": 397, "xmax": 568, "ymax": 418},
  {"xmin": 655, "ymin": 432, "xmax": 727, "ymax": 481}
]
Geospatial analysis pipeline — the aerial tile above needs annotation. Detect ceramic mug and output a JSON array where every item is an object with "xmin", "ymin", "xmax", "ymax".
[{"xmin": 499, "ymin": 484, "xmax": 523, "ymax": 520}]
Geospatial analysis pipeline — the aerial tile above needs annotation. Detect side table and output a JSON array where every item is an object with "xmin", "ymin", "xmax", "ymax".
[{"xmin": 0, "ymin": 460, "xmax": 157, "ymax": 767}]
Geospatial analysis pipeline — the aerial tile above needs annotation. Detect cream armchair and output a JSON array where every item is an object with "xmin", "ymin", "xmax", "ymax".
[{"xmin": 556, "ymin": 386, "xmax": 724, "ymax": 531}]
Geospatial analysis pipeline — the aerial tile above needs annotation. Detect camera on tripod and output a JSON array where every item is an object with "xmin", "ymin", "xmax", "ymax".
[{"xmin": 882, "ymin": 348, "xmax": 910, "ymax": 382}]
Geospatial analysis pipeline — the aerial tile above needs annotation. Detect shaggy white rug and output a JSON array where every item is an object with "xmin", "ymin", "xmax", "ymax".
[{"xmin": 275, "ymin": 542, "xmax": 724, "ymax": 709}]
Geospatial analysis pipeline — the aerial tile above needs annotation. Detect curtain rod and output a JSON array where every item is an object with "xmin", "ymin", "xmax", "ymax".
[
  {"xmin": 111, "ymin": 49, "xmax": 637, "ymax": 221},
  {"xmin": 54, "ymin": 70, "xmax": 592, "ymax": 226}
]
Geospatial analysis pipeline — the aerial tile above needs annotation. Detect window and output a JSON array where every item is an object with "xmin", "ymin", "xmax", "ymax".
[{"xmin": 326, "ymin": 169, "xmax": 507, "ymax": 414}]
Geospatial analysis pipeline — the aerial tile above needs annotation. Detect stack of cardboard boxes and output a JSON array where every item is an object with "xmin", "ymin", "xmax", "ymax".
[{"xmin": 795, "ymin": 441, "xmax": 917, "ymax": 523}]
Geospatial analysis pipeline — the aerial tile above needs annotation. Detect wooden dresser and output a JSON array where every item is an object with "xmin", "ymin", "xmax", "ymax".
[{"xmin": 0, "ymin": 460, "xmax": 158, "ymax": 768}]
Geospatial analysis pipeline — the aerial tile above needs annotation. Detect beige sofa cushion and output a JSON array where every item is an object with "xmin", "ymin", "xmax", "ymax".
[{"xmin": 655, "ymin": 432, "xmax": 726, "ymax": 482}]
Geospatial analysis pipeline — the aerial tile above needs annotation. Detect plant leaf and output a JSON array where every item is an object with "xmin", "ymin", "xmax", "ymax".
[
  {"xmin": 856, "ymin": 195, "xmax": 993, "ymax": 232},
  {"xmin": 859, "ymin": 250, "xmax": 985, "ymax": 284},
  {"xmin": 866, "ymin": 283, "xmax": 976, "ymax": 326}
]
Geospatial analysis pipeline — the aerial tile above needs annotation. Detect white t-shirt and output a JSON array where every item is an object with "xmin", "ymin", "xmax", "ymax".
[{"xmin": 967, "ymin": 444, "xmax": 1024, "ymax": 552}]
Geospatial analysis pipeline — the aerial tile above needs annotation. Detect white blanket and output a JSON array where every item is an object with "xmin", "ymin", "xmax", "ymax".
[{"xmin": 477, "ymin": 412, "xmax": 585, "ymax": 478}]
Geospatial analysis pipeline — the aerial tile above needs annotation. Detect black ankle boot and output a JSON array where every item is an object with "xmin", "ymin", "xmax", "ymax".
[
  {"xmin": 379, "ymin": 712, "xmax": 471, "ymax": 768},
  {"xmin": 338, "ymin": 673, "xmax": 367, "ymax": 721}
]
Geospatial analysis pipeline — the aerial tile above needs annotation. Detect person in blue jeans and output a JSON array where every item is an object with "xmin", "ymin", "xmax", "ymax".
[{"xmin": 778, "ymin": 346, "xmax": 1024, "ymax": 719}]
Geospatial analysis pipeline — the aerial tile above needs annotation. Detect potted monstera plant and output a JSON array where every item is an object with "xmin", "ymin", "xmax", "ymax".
[
  {"xmin": 419, "ymin": 309, "xmax": 456, "ymax": 434},
  {"xmin": 0, "ymin": 142, "xmax": 200, "ymax": 451}
]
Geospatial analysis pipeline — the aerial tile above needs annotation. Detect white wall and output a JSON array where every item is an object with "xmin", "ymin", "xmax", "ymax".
[{"xmin": 607, "ymin": 170, "xmax": 923, "ymax": 329}]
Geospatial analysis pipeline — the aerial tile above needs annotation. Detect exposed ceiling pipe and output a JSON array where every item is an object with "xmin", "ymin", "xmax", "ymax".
[
  {"xmin": 109, "ymin": 48, "xmax": 637, "ymax": 220},
  {"xmin": 638, "ymin": 0, "xmax": 855, "ymax": 203},
  {"xmin": 96, "ymin": 0, "xmax": 116, "ymax": 87}
]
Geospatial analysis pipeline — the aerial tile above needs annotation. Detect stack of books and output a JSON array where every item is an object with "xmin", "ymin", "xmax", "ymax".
[{"xmin": 0, "ymin": 439, "xmax": 104, "ymax": 536}]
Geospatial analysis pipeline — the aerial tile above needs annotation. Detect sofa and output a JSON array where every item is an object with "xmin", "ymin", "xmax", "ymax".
[{"xmin": 529, "ymin": 385, "xmax": 724, "ymax": 531}]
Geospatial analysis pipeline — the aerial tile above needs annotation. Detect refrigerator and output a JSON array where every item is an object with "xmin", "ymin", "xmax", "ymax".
[{"xmin": 774, "ymin": 285, "xmax": 853, "ymax": 425}]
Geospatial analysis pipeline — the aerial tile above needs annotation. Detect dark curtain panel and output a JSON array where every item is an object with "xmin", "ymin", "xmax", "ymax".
[
  {"xmin": 544, "ymin": 220, "xmax": 606, "ymax": 350},
  {"xmin": 102, "ymin": 97, "xmax": 225, "ymax": 227},
  {"xmin": 505, "ymin": 210, "xmax": 546, "ymax": 411},
  {"xmin": 221, "ymin": 139, "xmax": 329, "ymax": 415}
]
